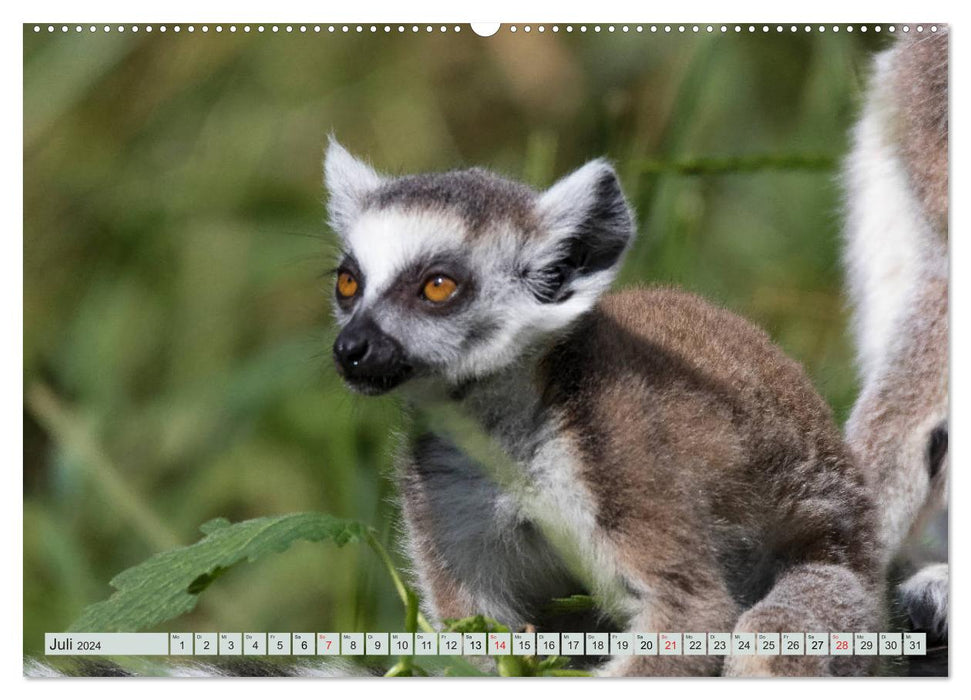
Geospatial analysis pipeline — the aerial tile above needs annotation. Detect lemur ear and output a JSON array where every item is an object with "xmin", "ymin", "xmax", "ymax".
[
  {"xmin": 324, "ymin": 136, "xmax": 385, "ymax": 234},
  {"xmin": 532, "ymin": 159, "xmax": 635, "ymax": 303}
]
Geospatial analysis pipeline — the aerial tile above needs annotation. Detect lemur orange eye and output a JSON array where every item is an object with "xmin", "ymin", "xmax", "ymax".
[
  {"xmin": 422, "ymin": 275, "xmax": 457, "ymax": 303},
  {"xmin": 337, "ymin": 271, "xmax": 359, "ymax": 299}
]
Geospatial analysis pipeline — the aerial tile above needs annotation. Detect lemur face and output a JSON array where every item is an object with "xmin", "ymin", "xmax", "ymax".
[{"xmin": 324, "ymin": 138, "xmax": 635, "ymax": 394}]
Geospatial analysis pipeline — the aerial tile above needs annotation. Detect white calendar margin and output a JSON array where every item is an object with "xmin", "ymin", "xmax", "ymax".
[{"xmin": 9, "ymin": 1, "xmax": 964, "ymax": 700}]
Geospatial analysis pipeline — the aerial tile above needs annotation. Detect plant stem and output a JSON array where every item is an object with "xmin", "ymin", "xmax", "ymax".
[
  {"xmin": 544, "ymin": 669, "xmax": 594, "ymax": 677},
  {"xmin": 364, "ymin": 530, "xmax": 434, "ymax": 633},
  {"xmin": 635, "ymin": 153, "xmax": 837, "ymax": 175},
  {"xmin": 25, "ymin": 382, "xmax": 181, "ymax": 551}
]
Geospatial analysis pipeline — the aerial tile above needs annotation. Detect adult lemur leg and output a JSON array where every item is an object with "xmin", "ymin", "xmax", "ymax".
[
  {"xmin": 723, "ymin": 563, "xmax": 879, "ymax": 676},
  {"xmin": 397, "ymin": 433, "xmax": 580, "ymax": 628}
]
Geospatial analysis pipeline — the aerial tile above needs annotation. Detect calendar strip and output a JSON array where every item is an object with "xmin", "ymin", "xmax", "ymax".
[{"xmin": 45, "ymin": 632, "xmax": 927, "ymax": 657}]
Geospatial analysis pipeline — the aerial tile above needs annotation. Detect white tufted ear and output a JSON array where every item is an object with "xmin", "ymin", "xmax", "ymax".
[
  {"xmin": 323, "ymin": 136, "xmax": 386, "ymax": 234},
  {"xmin": 531, "ymin": 158, "xmax": 635, "ymax": 303}
]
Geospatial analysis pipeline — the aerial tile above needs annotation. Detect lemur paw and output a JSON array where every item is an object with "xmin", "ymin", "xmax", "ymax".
[{"xmin": 898, "ymin": 563, "xmax": 948, "ymax": 642}]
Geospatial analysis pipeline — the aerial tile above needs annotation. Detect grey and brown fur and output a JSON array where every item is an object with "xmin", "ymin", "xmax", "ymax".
[
  {"xmin": 842, "ymin": 29, "xmax": 949, "ymax": 644},
  {"xmin": 326, "ymin": 139, "xmax": 880, "ymax": 676}
]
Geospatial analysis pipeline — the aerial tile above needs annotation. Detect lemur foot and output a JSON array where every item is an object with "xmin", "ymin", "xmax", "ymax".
[{"xmin": 899, "ymin": 563, "xmax": 948, "ymax": 643}]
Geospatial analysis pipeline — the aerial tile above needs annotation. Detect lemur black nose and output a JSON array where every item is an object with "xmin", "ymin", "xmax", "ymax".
[
  {"xmin": 335, "ymin": 332, "xmax": 370, "ymax": 367},
  {"xmin": 333, "ymin": 314, "xmax": 413, "ymax": 394}
]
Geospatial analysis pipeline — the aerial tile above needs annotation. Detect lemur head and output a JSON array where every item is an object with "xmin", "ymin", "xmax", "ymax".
[{"xmin": 324, "ymin": 138, "xmax": 635, "ymax": 395}]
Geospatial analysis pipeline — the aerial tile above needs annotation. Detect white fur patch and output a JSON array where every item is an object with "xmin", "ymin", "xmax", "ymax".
[
  {"xmin": 843, "ymin": 50, "xmax": 939, "ymax": 385},
  {"xmin": 522, "ymin": 434, "xmax": 640, "ymax": 621},
  {"xmin": 345, "ymin": 207, "xmax": 467, "ymax": 306},
  {"xmin": 444, "ymin": 268, "xmax": 616, "ymax": 383}
]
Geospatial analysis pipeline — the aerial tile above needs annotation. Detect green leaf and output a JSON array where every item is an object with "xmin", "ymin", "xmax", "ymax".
[
  {"xmin": 443, "ymin": 660, "xmax": 489, "ymax": 677},
  {"xmin": 496, "ymin": 654, "xmax": 527, "ymax": 677},
  {"xmin": 543, "ymin": 594, "xmax": 598, "ymax": 616},
  {"xmin": 536, "ymin": 655, "xmax": 572, "ymax": 672},
  {"xmin": 541, "ymin": 668, "xmax": 593, "ymax": 677},
  {"xmin": 199, "ymin": 517, "xmax": 231, "ymax": 534},
  {"xmin": 68, "ymin": 512, "xmax": 369, "ymax": 632},
  {"xmin": 441, "ymin": 614, "xmax": 509, "ymax": 634}
]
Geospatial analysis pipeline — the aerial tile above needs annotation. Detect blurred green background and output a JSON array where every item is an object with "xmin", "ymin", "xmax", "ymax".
[{"xmin": 23, "ymin": 24, "xmax": 891, "ymax": 655}]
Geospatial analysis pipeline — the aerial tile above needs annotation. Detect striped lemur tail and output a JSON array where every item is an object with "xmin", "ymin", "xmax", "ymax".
[
  {"xmin": 24, "ymin": 656, "xmax": 379, "ymax": 678},
  {"xmin": 842, "ymin": 28, "xmax": 948, "ymax": 641}
]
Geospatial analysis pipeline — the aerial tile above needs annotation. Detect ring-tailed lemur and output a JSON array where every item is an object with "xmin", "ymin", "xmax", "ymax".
[
  {"xmin": 843, "ymin": 29, "xmax": 949, "ymax": 643},
  {"xmin": 325, "ymin": 138, "xmax": 880, "ymax": 676}
]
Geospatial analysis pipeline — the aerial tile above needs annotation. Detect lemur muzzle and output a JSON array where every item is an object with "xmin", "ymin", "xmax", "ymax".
[{"xmin": 333, "ymin": 314, "xmax": 412, "ymax": 394}]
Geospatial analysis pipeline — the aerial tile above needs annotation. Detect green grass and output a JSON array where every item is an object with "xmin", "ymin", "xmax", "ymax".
[{"xmin": 23, "ymin": 26, "xmax": 892, "ymax": 655}]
